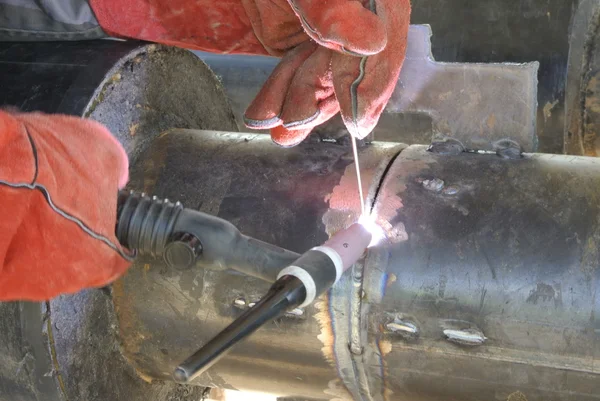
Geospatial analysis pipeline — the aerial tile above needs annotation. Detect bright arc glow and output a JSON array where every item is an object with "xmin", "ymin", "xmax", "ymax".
[{"xmin": 358, "ymin": 214, "xmax": 386, "ymax": 248}]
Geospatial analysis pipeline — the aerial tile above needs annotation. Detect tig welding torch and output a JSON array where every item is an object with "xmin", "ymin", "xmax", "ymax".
[{"xmin": 116, "ymin": 191, "xmax": 373, "ymax": 383}]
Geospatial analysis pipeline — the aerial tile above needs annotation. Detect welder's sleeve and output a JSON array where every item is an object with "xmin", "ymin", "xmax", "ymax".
[
  {"xmin": 0, "ymin": 111, "xmax": 131, "ymax": 301},
  {"xmin": 89, "ymin": 0, "xmax": 411, "ymax": 147}
]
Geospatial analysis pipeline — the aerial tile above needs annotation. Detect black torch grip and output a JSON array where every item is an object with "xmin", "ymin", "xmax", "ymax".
[
  {"xmin": 276, "ymin": 249, "xmax": 339, "ymax": 308},
  {"xmin": 173, "ymin": 275, "xmax": 306, "ymax": 383}
]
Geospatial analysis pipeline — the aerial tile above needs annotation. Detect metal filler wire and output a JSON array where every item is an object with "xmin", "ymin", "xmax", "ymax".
[{"xmin": 351, "ymin": 136, "xmax": 366, "ymax": 216}]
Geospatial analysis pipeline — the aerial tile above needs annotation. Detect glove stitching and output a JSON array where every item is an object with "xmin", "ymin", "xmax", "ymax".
[
  {"xmin": 0, "ymin": 180, "xmax": 135, "ymax": 262},
  {"xmin": 282, "ymin": 109, "xmax": 320, "ymax": 128},
  {"xmin": 287, "ymin": 0, "xmax": 368, "ymax": 56},
  {"xmin": 340, "ymin": 47, "xmax": 365, "ymax": 57},
  {"xmin": 349, "ymin": 0, "xmax": 376, "ymax": 133},
  {"xmin": 243, "ymin": 114, "xmax": 281, "ymax": 128},
  {"xmin": 0, "ymin": 129, "xmax": 134, "ymax": 262},
  {"xmin": 350, "ymin": 56, "xmax": 368, "ymax": 132},
  {"xmin": 286, "ymin": 1, "xmax": 332, "ymax": 47}
]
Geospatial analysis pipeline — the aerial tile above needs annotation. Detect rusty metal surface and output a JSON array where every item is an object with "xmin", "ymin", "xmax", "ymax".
[
  {"xmin": 198, "ymin": 25, "xmax": 539, "ymax": 152},
  {"xmin": 83, "ymin": 46, "xmax": 238, "ymax": 165},
  {"xmin": 116, "ymin": 129, "xmax": 403, "ymax": 399},
  {"xmin": 564, "ymin": 0, "xmax": 600, "ymax": 156}
]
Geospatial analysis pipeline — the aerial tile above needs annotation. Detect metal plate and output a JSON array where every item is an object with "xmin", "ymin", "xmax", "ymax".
[{"xmin": 198, "ymin": 25, "xmax": 539, "ymax": 152}]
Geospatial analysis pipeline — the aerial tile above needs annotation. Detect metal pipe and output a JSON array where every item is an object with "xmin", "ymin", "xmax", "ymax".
[
  {"xmin": 112, "ymin": 130, "xmax": 600, "ymax": 401},
  {"xmin": 8, "ymin": 128, "xmax": 599, "ymax": 401}
]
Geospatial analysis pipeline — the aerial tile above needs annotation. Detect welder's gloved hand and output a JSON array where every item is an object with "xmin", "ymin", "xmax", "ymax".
[
  {"xmin": 0, "ymin": 111, "xmax": 131, "ymax": 301},
  {"xmin": 89, "ymin": 0, "xmax": 411, "ymax": 147},
  {"xmin": 242, "ymin": 0, "xmax": 411, "ymax": 147}
]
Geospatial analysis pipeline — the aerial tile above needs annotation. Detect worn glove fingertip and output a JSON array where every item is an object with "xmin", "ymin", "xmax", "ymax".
[
  {"xmin": 270, "ymin": 125, "xmax": 312, "ymax": 148},
  {"xmin": 243, "ymin": 113, "xmax": 282, "ymax": 130},
  {"xmin": 340, "ymin": 112, "xmax": 378, "ymax": 140}
]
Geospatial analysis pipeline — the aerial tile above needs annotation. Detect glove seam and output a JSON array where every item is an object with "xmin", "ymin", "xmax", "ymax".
[
  {"xmin": 1, "ymin": 129, "xmax": 133, "ymax": 262},
  {"xmin": 286, "ymin": 0, "xmax": 367, "ymax": 56},
  {"xmin": 0, "ymin": 180, "xmax": 134, "ymax": 262},
  {"xmin": 282, "ymin": 109, "xmax": 320, "ymax": 128}
]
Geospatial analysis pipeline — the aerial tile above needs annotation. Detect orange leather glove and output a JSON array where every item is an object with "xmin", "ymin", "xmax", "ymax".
[
  {"xmin": 242, "ymin": 0, "xmax": 410, "ymax": 146},
  {"xmin": 0, "ymin": 111, "xmax": 131, "ymax": 301},
  {"xmin": 90, "ymin": 0, "xmax": 411, "ymax": 147}
]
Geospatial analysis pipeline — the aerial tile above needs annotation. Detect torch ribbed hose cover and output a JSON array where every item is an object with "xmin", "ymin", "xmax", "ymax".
[{"xmin": 116, "ymin": 191, "xmax": 183, "ymax": 256}]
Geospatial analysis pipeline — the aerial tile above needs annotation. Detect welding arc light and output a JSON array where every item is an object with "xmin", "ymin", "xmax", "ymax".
[{"xmin": 358, "ymin": 214, "xmax": 386, "ymax": 248}]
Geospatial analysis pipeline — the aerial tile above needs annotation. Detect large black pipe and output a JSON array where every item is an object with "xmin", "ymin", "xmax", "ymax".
[{"xmin": 112, "ymin": 129, "xmax": 600, "ymax": 401}]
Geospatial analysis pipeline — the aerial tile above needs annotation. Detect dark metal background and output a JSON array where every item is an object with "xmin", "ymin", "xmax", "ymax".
[
  {"xmin": 411, "ymin": 0, "xmax": 575, "ymax": 154},
  {"xmin": 564, "ymin": 0, "xmax": 600, "ymax": 157}
]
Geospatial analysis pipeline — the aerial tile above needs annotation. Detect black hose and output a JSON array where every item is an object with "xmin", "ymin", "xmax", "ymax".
[{"xmin": 116, "ymin": 191, "xmax": 183, "ymax": 257}]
